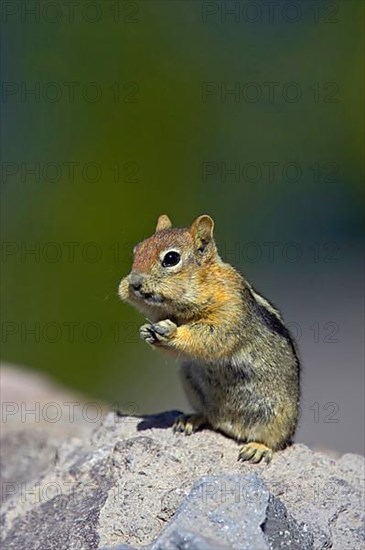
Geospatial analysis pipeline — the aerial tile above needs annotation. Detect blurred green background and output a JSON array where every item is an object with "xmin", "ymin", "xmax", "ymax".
[{"xmin": 1, "ymin": 1, "xmax": 364, "ymax": 453}]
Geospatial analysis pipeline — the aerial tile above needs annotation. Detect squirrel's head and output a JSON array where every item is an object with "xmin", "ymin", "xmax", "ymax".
[{"xmin": 118, "ymin": 214, "xmax": 219, "ymax": 320}]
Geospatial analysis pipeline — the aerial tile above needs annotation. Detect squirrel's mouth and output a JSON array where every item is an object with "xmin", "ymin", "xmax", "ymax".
[{"xmin": 132, "ymin": 288, "xmax": 164, "ymax": 305}]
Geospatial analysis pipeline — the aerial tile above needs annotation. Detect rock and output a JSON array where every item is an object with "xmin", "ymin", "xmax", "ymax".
[
  {"xmin": 259, "ymin": 444, "xmax": 364, "ymax": 549},
  {"xmin": 102, "ymin": 473, "xmax": 314, "ymax": 550},
  {"xmin": 0, "ymin": 363, "xmax": 105, "ymax": 439},
  {"xmin": 147, "ymin": 473, "xmax": 314, "ymax": 550},
  {"xmin": 264, "ymin": 495, "xmax": 314, "ymax": 549},
  {"xmin": 0, "ymin": 430, "xmax": 58, "ymax": 504},
  {"xmin": 149, "ymin": 529, "xmax": 228, "ymax": 550},
  {"xmin": 1, "ymin": 411, "xmax": 364, "ymax": 550},
  {"xmin": 149, "ymin": 474, "xmax": 270, "ymax": 550}
]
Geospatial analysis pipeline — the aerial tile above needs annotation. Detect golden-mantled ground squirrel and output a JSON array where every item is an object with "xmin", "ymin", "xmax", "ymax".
[{"xmin": 118, "ymin": 215, "xmax": 300, "ymax": 463}]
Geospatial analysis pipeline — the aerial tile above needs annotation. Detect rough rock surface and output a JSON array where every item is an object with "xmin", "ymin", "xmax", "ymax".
[
  {"xmin": 1, "ymin": 411, "xmax": 364, "ymax": 550},
  {"xmin": 149, "ymin": 473, "xmax": 270, "ymax": 550}
]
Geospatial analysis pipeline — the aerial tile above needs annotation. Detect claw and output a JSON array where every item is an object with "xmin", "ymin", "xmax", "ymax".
[
  {"xmin": 173, "ymin": 414, "xmax": 207, "ymax": 435},
  {"xmin": 140, "ymin": 324, "xmax": 157, "ymax": 345},
  {"xmin": 140, "ymin": 319, "xmax": 177, "ymax": 346},
  {"xmin": 238, "ymin": 442, "xmax": 273, "ymax": 464}
]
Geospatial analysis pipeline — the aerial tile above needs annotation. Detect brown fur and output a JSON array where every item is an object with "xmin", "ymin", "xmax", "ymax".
[{"xmin": 119, "ymin": 215, "xmax": 300, "ymax": 463}]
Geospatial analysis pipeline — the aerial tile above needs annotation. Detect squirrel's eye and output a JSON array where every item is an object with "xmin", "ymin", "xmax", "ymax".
[{"xmin": 162, "ymin": 250, "xmax": 181, "ymax": 267}]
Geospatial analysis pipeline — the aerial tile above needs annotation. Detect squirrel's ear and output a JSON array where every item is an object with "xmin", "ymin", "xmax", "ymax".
[
  {"xmin": 190, "ymin": 215, "xmax": 214, "ymax": 250},
  {"xmin": 155, "ymin": 214, "xmax": 172, "ymax": 232}
]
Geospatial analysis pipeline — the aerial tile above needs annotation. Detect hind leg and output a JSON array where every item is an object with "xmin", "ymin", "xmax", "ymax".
[{"xmin": 237, "ymin": 410, "xmax": 295, "ymax": 464}]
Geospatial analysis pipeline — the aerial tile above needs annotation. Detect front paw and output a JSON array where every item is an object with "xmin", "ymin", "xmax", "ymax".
[{"xmin": 140, "ymin": 319, "xmax": 177, "ymax": 346}]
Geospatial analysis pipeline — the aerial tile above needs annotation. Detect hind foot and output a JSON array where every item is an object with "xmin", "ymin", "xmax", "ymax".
[
  {"xmin": 173, "ymin": 413, "xmax": 208, "ymax": 435},
  {"xmin": 238, "ymin": 442, "xmax": 273, "ymax": 464}
]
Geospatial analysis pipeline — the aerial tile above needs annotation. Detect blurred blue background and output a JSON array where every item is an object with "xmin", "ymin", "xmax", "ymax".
[{"xmin": 1, "ymin": 0, "xmax": 364, "ymax": 454}]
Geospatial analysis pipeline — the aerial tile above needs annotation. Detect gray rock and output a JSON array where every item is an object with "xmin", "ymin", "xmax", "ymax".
[
  {"xmin": 149, "ymin": 474, "xmax": 269, "ymax": 550},
  {"xmin": 1, "ymin": 443, "xmax": 117, "ymax": 550},
  {"xmin": 1, "ymin": 411, "xmax": 364, "ymax": 550},
  {"xmin": 101, "ymin": 547, "xmax": 136, "ymax": 550},
  {"xmin": 264, "ymin": 494, "xmax": 314, "ymax": 549},
  {"xmin": 149, "ymin": 529, "xmax": 228, "ymax": 550},
  {"xmin": 0, "ymin": 430, "xmax": 58, "ymax": 504},
  {"xmin": 147, "ymin": 474, "xmax": 314, "ymax": 550},
  {"xmin": 259, "ymin": 444, "xmax": 365, "ymax": 549}
]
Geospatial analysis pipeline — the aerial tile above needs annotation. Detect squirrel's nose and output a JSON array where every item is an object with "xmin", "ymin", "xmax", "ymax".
[{"xmin": 129, "ymin": 272, "xmax": 143, "ymax": 291}]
